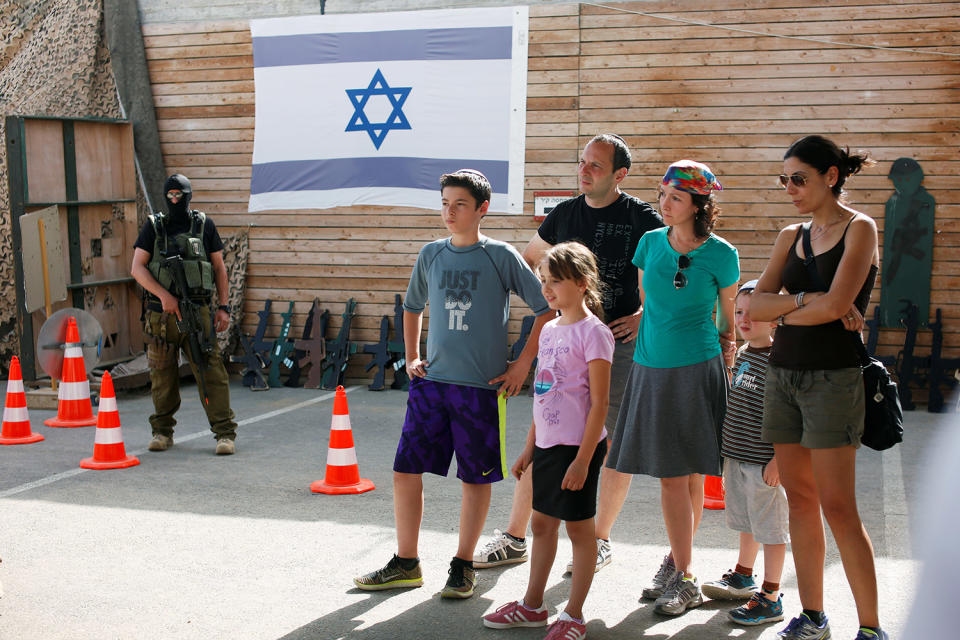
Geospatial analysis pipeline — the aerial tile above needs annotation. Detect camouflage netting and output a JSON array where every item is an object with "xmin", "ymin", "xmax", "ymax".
[
  {"xmin": 1, "ymin": 1, "xmax": 251, "ymax": 374},
  {"xmin": 218, "ymin": 226, "xmax": 249, "ymax": 357},
  {"xmin": 0, "ymin": 0, "xmax": 122, "ymax": 375}
]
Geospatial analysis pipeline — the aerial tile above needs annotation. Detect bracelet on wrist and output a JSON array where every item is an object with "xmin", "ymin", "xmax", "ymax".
[{"xmin": 795, "ymin": 291, "xmax": 805, "ymax": 309}]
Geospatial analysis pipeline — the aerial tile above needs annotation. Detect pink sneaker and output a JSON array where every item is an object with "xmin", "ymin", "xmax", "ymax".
[
  {"xmin": 544, "ymin": 617, "xmax": 587, "ymax": 640},
  {"xmin": 482, "ymin": 601, "xmax": 549, "ymax": 629}
]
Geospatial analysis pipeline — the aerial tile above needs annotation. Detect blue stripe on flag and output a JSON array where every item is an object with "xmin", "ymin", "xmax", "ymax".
[
  {"xmin": 250, "ymin": 158, "xmax": 509, "ymax": 195},
  {"xmin": 252, "ymin": 27, "xmax": 512, "ymax": 67}
]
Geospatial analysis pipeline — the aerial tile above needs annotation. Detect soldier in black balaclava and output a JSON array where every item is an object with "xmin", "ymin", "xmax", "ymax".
[
  {"xmin": 164, "ymin": 173, "xmax": 192, "ymax": 220},
  {"xmin": 131, "ymin": 173, "xmax": 239, "ymax": 455}
]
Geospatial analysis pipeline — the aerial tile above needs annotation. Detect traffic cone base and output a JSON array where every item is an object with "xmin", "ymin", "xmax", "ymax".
[
  {"xmin": 310, "ymin": 477, "xmax": 375, "ymax": 495},
  {"xmin": 0, "ymin": 358, "xmax": 44, "ymax": 445},
  {"xmin": 311, "ymin": 386, "xmax": 375, "ymax": 495},
  {"xmin": 80, "ymin": 454, "xmax": 140, "ymax": 470},
  {"xmin": 79, "ymin": 372, "xmax": 139, "ymax": 470},
  {"xmin": 45, "ymin": 318, "xmax": 97, "ymax": 427},
  {"xmin": 704, "ymin": 474, "xmax": 725, "ymax": 510}
]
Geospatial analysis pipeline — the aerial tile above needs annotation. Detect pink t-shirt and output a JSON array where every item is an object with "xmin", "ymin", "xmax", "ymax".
[{"xmin": 532, "ymin": 313, "xmax": 615, "ymax": 448}]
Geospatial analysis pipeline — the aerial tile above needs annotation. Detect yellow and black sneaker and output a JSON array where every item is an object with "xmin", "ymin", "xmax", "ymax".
[
  {"xmin": 440, "ymin": 557, "xmax": 476, "ymax": 599},
  {"xmin": 353, "ymin": 554, "xmax": 423, "ymax": 591}
]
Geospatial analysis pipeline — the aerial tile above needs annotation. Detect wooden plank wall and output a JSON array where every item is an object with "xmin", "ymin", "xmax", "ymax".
[{"xmin": 143, "ymin": 1, "xmax": 960, "ymax": 388}]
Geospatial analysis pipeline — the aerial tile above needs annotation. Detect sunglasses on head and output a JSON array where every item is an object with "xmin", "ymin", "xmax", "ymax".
[
  {"xmin": 777, "ymin": 173, "xmax": 808, "ymax": 188},
  {"xmin": 674, "ymin": 254, "xmax": 691, "ymax": 289}
]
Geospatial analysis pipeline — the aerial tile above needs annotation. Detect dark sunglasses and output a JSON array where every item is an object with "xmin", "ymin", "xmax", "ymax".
[
  {"xmin": 777, "ymin": 173, "xmax": 808, "ymax": 188},
  {"xmin": 674, "ymin": 254, "xmax": 691, "ymax": 289}
]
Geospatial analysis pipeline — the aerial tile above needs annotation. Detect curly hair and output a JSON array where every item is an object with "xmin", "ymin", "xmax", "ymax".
[{"xmin": 690, "ymin": 192, "xmax": 721, "ymax": 239}]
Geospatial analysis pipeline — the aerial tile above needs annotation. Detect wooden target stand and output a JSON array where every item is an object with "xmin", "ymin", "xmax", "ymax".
[{"xmin": 5, "ymin": 116, "xmax": 143, "ymax": 407}]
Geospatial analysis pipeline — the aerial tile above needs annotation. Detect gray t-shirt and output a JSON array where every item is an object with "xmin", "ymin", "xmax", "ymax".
[{"xmin": 404, "ymin": 235, "xmax": 550, "ymax": 390}]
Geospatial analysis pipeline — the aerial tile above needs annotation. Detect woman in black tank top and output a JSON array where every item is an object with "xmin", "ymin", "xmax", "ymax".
[{"xmin": 748, "ymin": 136, "xmax": 888, "ymax": 640}]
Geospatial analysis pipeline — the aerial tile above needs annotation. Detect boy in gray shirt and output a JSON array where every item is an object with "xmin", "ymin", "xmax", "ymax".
[{"xmin": 354, "ymin": 169, "xmax": 553, "ymax": 599}]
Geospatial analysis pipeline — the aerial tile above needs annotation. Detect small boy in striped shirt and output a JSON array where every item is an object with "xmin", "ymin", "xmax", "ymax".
[{"xmin": 702, "ymin": 279, "xmax": 788, "ymax": 626}]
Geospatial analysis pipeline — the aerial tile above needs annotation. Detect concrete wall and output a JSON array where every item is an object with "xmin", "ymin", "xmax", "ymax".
[{"xmin": 137, "ymin": 0, "xmax": 570, "ymax": 23}]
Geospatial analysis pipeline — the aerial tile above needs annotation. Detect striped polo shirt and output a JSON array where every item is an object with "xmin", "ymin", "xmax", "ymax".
[{"xmin": 721, "ymin": 345, "xmax": 774, "ymax": 466}]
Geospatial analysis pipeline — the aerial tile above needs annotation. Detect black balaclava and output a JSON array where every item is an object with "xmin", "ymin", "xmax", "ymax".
[{"xmin": 163, "ymin": 174, "xmax": 193, "ymax": 221}]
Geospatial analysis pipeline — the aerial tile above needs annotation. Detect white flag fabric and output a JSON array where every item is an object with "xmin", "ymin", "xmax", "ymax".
[{"xmin": 249, "ymin": 7, "xmax": 528, "ymax": 213}]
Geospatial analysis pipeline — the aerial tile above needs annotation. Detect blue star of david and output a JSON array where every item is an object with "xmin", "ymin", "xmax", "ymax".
[{"xmin": 345, "ymin": 69, "xmax": 412, "ymax": 150}]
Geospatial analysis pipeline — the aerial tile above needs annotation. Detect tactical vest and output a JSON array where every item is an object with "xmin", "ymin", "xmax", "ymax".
[{"xmin": 147, "ymin": 210, "xmax": 215, "ymax": 301}]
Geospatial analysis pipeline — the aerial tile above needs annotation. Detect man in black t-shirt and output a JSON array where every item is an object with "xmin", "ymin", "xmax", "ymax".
[
  {"xmin": 131, "ymin": 174, "xmax": 238, "ymax": 456},
  {"xmin": 475, "ymin": 134, "xmax": 663, "ymax": 571}
]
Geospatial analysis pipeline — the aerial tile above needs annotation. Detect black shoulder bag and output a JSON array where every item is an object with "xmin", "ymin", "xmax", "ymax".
[{"xmin": 800, "ymin": 223, "xmax": 903, "ymax": 450}]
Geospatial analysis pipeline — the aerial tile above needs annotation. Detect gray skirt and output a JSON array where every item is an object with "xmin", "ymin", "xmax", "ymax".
[{"xmin": 606, "ymin": 355, "xmax": 727, "ymax": 478}]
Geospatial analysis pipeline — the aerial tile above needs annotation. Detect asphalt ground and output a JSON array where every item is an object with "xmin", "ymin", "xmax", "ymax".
[{"xmin": 0, "ymin": 378, "xmax": 941, "ymax": 639}]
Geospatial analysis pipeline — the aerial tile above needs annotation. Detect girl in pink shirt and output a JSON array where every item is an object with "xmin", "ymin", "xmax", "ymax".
[{"xmin": 483, "ymin": 242, "xmax": 614, "ymax": 640}]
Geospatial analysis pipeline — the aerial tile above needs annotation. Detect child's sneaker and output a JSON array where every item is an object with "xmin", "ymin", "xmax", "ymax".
[
  {"xmin": 777, "ymin": 613, "xmax": 831, "ymax": 639},
  {"xmin": 654, "ymin": 573, "xmax": 704, "ymax": 616},
  {"xmin": 474, "ymin": 529, "xmax": 527, "ymax": 568},
  {"xmin": 641, "ymin": 554, "xmax": 677, "ymax": 600},
  {"xmin": 440, "ymin": 557, "xmax": 476, "ymax": 599},
  {"xmin": 854, "ymin": 628, "xmax": 888, "ymax": 640},
  {"xmin": 566, "ymin": 538, "xmax": 612, "ymax": 574},
  {"xmin": 353, "ymin": 554, "xmax": 423, "ymax": 591},
  {"xmin": 482, "ymin": 601, "xmax": 548, "ymax": 628},
  {"xmin": 728, "ymin": 592, "xmax": 784, "ymax": 626},
  {"xmin": 544, "ymin": 613, "xmax": 587, "ymax": 640},
  {"xmin": 702, "ymin": 569, "xmax": 758, "ymax": 600}
]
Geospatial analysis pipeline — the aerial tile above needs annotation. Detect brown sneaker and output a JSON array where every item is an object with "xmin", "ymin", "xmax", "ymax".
[
  {"xmin": 215, "ymin": 438, "xmax": 235, "ymax": 455},
  {"xmin": 148, "ymin": 434, "xmax": 173, "ymax": 451},
  {"xmin": 354, "ymin": 555, "xmax": 423, "ymax": 591}
]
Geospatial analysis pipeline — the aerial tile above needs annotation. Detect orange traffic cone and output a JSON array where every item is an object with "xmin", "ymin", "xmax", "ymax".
[
  {"xmin": 44, "ymin": 317, "xmax": 96, "ymax": 428},
  {"xmin": 311, "ymin": 386, "xmax": 374, "ymax": 495},
  {"xmin": 80, "ymin": 371, "xmax": 139, "ymax": 470},
  {"xmin": 704, "ymin": 475, "xmax": 725, "ymax": 510},
  {"xmin": 0, "ymin": 356, "xmax": 44, "ymax": 445}
]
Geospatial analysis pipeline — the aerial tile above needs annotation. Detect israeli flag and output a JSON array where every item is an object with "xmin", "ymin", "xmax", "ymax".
[{"xmin": 249, "ymin": 7, "xmax": 528, "ymax": 213}]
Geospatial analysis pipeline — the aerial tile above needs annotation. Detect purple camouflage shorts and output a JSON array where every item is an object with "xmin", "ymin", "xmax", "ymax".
[{"xmin": 393, "ymin": 377, "xmax": 506, "ymax": 484}]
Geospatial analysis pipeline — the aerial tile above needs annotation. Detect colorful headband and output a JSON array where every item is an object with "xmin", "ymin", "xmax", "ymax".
[{"xmin": 662, "ymin": 160, "xmax": 722, "ymax": 195}]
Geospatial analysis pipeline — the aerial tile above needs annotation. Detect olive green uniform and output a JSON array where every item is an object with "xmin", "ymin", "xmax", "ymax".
[
  {"xmin": 145, "ymin": 307, "xmax": 236, "ymax": 439},
  {"xmin": 140, "ymin": 210, "xmax": 237, "ymax": 440}
]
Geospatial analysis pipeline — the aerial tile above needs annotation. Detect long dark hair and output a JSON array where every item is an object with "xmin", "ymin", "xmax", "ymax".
[
  {"xmin": 542, "ymin": 242, "xmax": 606, "ymax": 321},
  {"xmin": 784, "ymin": 135, "xmax": 875, "ymax": 198}
]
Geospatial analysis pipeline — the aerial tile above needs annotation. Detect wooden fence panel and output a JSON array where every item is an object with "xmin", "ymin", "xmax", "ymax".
[{"xmin": 144, "ymin": 1, "xmax": 960, "ymax": 398}]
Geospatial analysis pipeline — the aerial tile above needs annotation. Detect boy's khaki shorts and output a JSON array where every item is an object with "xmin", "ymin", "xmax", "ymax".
[
  {"xmin": 723, "ymin": 458, "xmax": 789, "ymax": 545},
  {"xmin": 761, "ymin": 365, "xmax": 864, "ymax": 449}
]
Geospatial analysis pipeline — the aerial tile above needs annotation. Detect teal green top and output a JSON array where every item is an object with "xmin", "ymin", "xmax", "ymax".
[{"xmin": 633, "ymin": 227, "xmax": 740, "ymax": 368}]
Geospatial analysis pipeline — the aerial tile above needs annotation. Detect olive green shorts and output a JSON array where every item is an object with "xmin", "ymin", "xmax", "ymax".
[{"xmin": 761, "ymin": 365, "xmax": 864, "ymax": 449}]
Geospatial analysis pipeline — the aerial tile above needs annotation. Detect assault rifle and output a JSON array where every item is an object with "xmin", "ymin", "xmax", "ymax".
[
  {"xmin": 294, "ymin": 299, "xmax": 329, "ymax": 389},
  {"xmin": 321, "ymin": 298, "xmax": 358, "ymax": 390},
  {"xmin": 926, "ymin": 308, "xmax": 960, "ymax": 413},
  {"xmin": 267, "ymin": 301, "xmax": 295, "ymax": 388},
  {"xmin": 162, "ymin": 254, "xmax": 214, "ymax": 405},
  {"xmin": 389, "ymin": 294, "xmax": 409, "ymax": 391}
]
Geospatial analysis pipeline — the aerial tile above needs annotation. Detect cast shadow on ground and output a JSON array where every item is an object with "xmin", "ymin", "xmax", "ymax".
[{"xmin": 275, "ymin": 561, "xmax": 772, "ymax": 640}]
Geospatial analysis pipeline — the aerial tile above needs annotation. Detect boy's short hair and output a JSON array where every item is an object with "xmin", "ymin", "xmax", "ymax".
[{"xmin": 439, "ymin": 169, "xmax": 491, "ymax": 207}]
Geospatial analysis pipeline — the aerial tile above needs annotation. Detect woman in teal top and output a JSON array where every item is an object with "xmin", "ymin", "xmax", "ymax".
[{"xmin": 607, "ymin": 160, "xmax": 739, "ymax": 616}]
